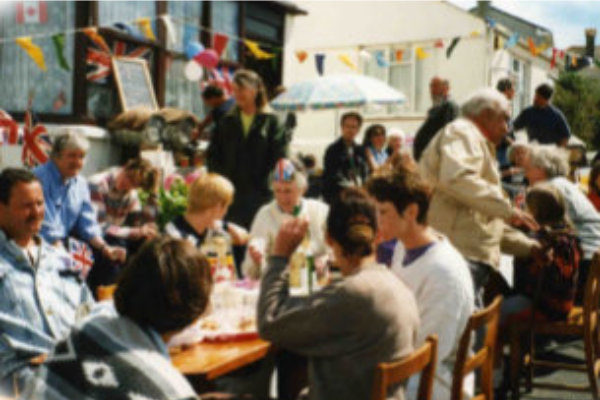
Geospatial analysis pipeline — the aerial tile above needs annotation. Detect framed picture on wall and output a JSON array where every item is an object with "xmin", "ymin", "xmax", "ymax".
[{"xmin": 112, "ymin": 57, "xmax": 158, "ymax": 112}]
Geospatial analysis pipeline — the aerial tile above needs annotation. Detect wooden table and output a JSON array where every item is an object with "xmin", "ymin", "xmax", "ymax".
[{"xmin": 171, "ymin": 338, "xmax": 271, "ymax": 380}]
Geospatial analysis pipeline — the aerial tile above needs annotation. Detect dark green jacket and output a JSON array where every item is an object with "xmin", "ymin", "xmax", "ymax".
[{"xmin": 207, "ymin": 107, "xmax": 287, "ymax": 227}]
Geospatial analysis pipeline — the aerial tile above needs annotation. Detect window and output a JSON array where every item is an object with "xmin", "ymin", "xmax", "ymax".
[
  {"xmin": 211, "ymin": 1, "xmax": 239, "ymax": 61},
  {"xmin": 361, "ymin": 43, "xmax": 434, "ymax": 115},
  {"xmin": 86, "ymin": 1, "xmax": 158, "ymax": 120},
  {"xmin": 98, "ymin": 1, "xmax": 156, "ymax": 32},
  {"xmin": 165, "ymin": 58, "xmax": 205, "ymax": 116},
  {"xmin": 245, "ymin": 3, "xmax": 283, "ymax": 43},
  {"xmin": 167, "ymin": 1, "xmax": 202, "ymax": 53},
  {"xmin": 511, "ymin": 57, "xmax": 531, "ymax": 115},
  {"xmin": 0, "ymin": 1, "xmax": 75, "ymax": 114},
  {"xmin": 163, "ymin": 1, "xmax": 205, "ymax": 117},
  {"xmin": 389, "ymin": 47, "xmax": 413, "ymax": 113},
  {"xmin": 361, "ymin": 48, "xmax": 390, "ymax": 115}
]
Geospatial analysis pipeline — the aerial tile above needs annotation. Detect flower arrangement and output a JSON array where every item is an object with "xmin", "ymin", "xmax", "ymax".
[{"xmin": 139, "ymin": 168, "xmax": 206, "ymax": 230}]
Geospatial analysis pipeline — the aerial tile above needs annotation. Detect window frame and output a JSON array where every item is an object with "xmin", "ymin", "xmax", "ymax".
[
  {"xmin": 4, "ymin": 1, "xmax": 286, "ymax": 124},
  {"xmin": 361, "ymin": 43, "xmax": 429, "ymax": 116}
]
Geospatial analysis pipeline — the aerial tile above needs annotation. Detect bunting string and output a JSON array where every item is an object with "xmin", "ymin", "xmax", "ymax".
[{"xmin": 0, "ymin": 10, "xmax": 584, "ymax": 74}]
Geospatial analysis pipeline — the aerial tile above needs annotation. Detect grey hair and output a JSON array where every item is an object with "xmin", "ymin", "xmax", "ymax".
[
  {"xmin": 528, "ymin": 144, "xmax": 570, "ymax": 178},
  {"xmin": 461, "ymin": 88, "xmax": 511, "ymax": 119},
  {"xmin": 51, "ymin": 129, "xmax": 90, "ymax": 158}
]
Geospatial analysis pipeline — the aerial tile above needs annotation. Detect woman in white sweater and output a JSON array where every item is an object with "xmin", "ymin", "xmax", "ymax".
[
  {"xmin": 367, "ymin": 170, "xmax": 475, "ymax": 400},
  {"xmin": 242, "ymin": 158, "xmax": 329, "ymax": 279}
]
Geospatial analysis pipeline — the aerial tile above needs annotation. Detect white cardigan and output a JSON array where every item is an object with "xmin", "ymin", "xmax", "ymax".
[
  {"xmin": 242, "ymin": 198, "xmax": 329, "ymax": 279},
  {"xmin": 392, "ymin": 237, "xmax": 475, "ymax": 400}
]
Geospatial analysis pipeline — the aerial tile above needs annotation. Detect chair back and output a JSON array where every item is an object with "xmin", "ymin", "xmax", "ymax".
[
  {"xmin": 371, "ymin": 335, "xmax": 438, "ymax": 400},
  {"xmin": 451, "ymin": 296, "xmax": 502, "ymax": 400},
  {"xmin": 583, "ymin": 252, "xmax": 600, "ymax": 340}
]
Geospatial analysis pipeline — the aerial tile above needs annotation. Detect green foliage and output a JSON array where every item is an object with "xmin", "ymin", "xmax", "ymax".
[
  {"xmin": 139, "ymin": 178, "xmax": 188, "ymax": 230},
  {"xmin": 553, "ymin": 71, "xmax": 600, "ymax": 148}
]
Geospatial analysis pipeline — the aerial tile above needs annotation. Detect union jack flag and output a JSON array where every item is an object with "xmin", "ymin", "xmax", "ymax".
[
  {"xmin": 86, "ymin": 40, "xmax": 151, "ymax": 83},
  {"xmin": 0, "ymin": 109, "xmax": 19, "ymax": 145},
  {"xmin": 69, "ymin": 237, "xmax": 94, "ymax": 280},
  {"xmin": 202, "ymin": 67, "xmax": 235, "ymax": 95},
  {"xmin": 21, "ymin": 110, "xmax": 51, "ymax": 168}
]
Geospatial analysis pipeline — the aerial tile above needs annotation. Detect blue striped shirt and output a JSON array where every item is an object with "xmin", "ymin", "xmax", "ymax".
[{"xmin": 0, "ymin": 229, "xmax": 94, "ymax": 394}]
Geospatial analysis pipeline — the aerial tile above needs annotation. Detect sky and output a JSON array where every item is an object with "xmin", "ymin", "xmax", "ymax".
[{"xmin": 448, "ymin": 1, "xmax": 600, "ymax": 49}]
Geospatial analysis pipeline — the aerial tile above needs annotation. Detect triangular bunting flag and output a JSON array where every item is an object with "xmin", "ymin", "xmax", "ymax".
[
  {"xmin": 159, "ymin": 14, "xmax": 177, "ymax": 46},
  {"xmin": 338, "ymin": 54, "xmax": 357, "ymax": 70},
  {"xmin": 527, "ymin": 37, "xmax": 538, "ymax": 56},
  {"xmin": 505, "ymin": 33, "xmax": 519, "ymax": 49},
  {"xmin": 446, "ymin": 37, "xmax": 460, "ymax": 58},
  {"xmin": 315, "ymin": 53, "xmax": 325, "ymax": 76},
  {"xmin": 416, "ymin": 47, "xmax": 429, "ymax": 60},
  {"xmin": 213, "ymin": 33, "xmax": 229, "ymax": 57},
  {"xmin": 359, "ymin": 50, "xmax": 372, "ymax": 60},
  {"xmin": 434, "ymin": 39, "xmax": 444, "ymax": 49},
  {"xmin": 51, "ymin": 33, "xmax": 70, "ymax": 71},
  {"xmin": 82, "ymin": 27, "xmax": 110, "ymax": 53},
  {"xmin": 295, "ymin": 50, "xmax": 308, "ymax": 63},
  {"xmin": 375, "ymin": 51, "xmax": 389, "ymax": 67},
  {"xmin": 537, "ymin": 42, "xmax": 550, "ymax": 54},
  {"xmin": 395, "ymin": 49, "xmax": 404, "ymax": 62},
  {"xmin": 15, "ymin": 36, "xmax": 46, "ymax": 71},
  {"xmin": 244, "ymin": 40, "xmax": 275, "ymax": 59},
  {"xmin": 136, "ymin": 18, "xmax": 156, "ymax": 41},
  {"xmin": 551, "ymin": 48, "xmax": 557, "ymax": 69}
]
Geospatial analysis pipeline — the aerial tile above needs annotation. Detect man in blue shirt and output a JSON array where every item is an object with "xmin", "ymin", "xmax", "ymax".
[
  {"xmin": 33, "ymin": 131, "xmax": 126, "ymax": 263},
  {"xmin": 513, "ymin": 83, "xmax": 571, "ymax": 146},
  {"xmin": 0, "ymin": 168, "xmax": 94, "ymax": 395}
]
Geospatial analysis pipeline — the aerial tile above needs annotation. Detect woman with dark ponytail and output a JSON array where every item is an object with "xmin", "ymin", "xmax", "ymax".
[{"xmin": 257, "ymin": 188, "xmax": 420, "ymax": 400}]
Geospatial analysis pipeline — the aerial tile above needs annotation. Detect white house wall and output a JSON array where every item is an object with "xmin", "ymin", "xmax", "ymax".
[{"xmin": 283, "ymin": 1, "xmax": 489, "ymax": 165}]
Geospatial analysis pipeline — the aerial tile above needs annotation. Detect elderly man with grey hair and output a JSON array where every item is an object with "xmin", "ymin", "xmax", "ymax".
[
  {"xmin": 412, "ymin": 76, "xmax": 460, "ymax": 161},
  {"xmin": 524, "ymin": 144, "xmax": 600, "ymax": 297},
  {"xmin": 419, "ymin": 88, "xmax": 539, "ymax": 305},
  {"xmin": 242, "ymin": 158, "xmax": 329, "ymax": 279},
  {"xmin": 34, "ymin": 130, "xmax": 126, "ymax": 266}
]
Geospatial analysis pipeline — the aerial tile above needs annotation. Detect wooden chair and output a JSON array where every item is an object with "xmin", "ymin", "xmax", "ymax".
[
  {"xmin": 371, "ymin": 335, "xmax": 438, "ymax": 400},
  {"xmin": 451, "ymin": 296, "xmax": 503, "ymax": 400},
  {"xmin": 509, "ymin": 251, "xmax": 600, "ymax": 400},
  {"xmin": 96, "ymin": 284, "xmax": 117, "ymax": 301}
]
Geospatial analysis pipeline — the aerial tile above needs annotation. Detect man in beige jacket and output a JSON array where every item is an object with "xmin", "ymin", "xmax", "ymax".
[{"xmin": 419, "ymin": 88, "xmax": 539, "ymax": 305}]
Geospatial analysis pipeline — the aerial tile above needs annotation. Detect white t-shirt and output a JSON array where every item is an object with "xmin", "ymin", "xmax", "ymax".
[{"xmin": 392, "ymin": 236, "xmax": 475, "ymax": 400}]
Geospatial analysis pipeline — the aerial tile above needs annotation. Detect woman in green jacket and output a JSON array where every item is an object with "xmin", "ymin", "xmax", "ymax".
[{"xmin": 207, "ymin": 69, "xmax": 287, "ymax": 228}]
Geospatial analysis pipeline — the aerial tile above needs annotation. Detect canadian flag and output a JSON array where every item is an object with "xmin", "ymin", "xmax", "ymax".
[{"xmin": 16, "ymin": 1, "xmax": 47, "ymax": 24}]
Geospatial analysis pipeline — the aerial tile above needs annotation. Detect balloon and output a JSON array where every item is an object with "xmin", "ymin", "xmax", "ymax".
[
  {"xmin": 194, "ymin": 49, "xmax": 219, "ymax": 69},
  {"xmin": 184, "ymin": 60, "xmax": 204, "ymax": 81},
  {"xmin": 184, "ymin": 41, "xmax": 204, "ymax": 60}
]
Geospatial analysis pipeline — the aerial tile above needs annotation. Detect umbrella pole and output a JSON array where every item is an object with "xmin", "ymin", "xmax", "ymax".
[{"xmin": 334, "ymin": 109, "xmax": 339, "ymax": 138}]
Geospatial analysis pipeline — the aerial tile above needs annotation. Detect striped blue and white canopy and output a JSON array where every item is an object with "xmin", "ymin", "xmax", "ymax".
[{"xmin": 270, "ymin": 74, "xmax": 406, "ymax": 111}]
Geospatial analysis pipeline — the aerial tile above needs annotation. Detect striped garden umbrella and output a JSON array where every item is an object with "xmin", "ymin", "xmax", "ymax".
[{"xmin": 271, "ymin": 74, "xmax": 406, "ymax": 111}]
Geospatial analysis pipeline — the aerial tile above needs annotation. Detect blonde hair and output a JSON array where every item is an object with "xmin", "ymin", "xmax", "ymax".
[{"xmin": 187, "ymin": 173, "xmax": 234, "ymax": 213}]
